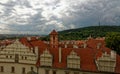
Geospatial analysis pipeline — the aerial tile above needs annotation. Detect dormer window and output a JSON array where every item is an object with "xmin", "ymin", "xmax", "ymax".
[
  {"xmin": 67, "ymin": 50, "xmax": 80, "ymax": 69},
  {"xmin": 40, "ymin": 49, "xmax": 53, "ymax": 67},
  {"xmin": 96, "ymin": 52, "xmax": 116, "ymax": 72}
]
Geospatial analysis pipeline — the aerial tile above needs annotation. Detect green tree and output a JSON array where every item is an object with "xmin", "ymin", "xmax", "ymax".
[{"xmin": 105, "ymin": 32, "xmax": 120, "ymax": 55}]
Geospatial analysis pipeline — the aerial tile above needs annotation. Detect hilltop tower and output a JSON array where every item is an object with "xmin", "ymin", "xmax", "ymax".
[{"xmin": 50, "ymin": 30, "xmax": 58, "ymax": 48}]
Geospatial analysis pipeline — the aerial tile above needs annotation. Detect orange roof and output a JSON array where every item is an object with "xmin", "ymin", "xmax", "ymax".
[
  {"xmin": 19, "ymin": 37, "xmax": 120, "ymax": 73},
  {"xmin": 86, "ymin": 38, "xmax": 105, "ymax": 49},
  {"xmin": 35, "ymin": 47, "xmax": 98, "ymax": 71},
  {"xmin": 0, "ymin": 39, "xmax": 14, "ymax": 46}
]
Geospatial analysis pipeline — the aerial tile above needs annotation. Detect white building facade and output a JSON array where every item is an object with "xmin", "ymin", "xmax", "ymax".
[{"xmin": 0, "ymin": 39, "xmax": 38, "ymax": 74}]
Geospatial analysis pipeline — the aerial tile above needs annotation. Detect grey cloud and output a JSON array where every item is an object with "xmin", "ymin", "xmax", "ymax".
[
  {"xmin": 63, "ymin": 0, "xmax": 120, "ymax": 27},
  {"xmin": 0, "ymin": 0, "xmax": 120, "ymax": 34}
]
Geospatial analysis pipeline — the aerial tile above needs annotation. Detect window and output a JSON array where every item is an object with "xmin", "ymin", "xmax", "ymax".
[
  {"xmin": 31, "ymin": 67, "xmax": 33, "ymax": 71},
  {"xmin": 11, "ymin": 66, "xmax": 15, "ymax": 73},
  {"xmin": 22, "ymin": 67, "xmax": 25, "ymax": 74},
  {"xmin": 15, "ymin": 54, "xmax": 19, "ymax": 63},
  {"xmin": 21, "ymin": 56, "xmax": 23, "ymax": 59},
  {"xmin": 6, "ymin": 55, "xmax": 8, "ymax": 58},
  {"xmin": 65, "ymin": 71, "xmax": 70, "ymax": 74},
  {"xmin": 25, "ymin": 57, "xmax": 27, "ymax": 60},
  {"xmin": 74, "ymin": 72, "xmax": 79, "ymax": 74},
  {"xmin": 53, "ymin": 70, "xmax": 56, "ymax": 74},
  {"xmin": 10, "ymin": 56, "xmax": 12, "ymax": 58},
  {"xmin": 0, "ymin": 66, "xmax": 4, "ymax": 72},
  {"xmin": 45, "ymin": 70, "xmax": 49, "ymax": 74}
]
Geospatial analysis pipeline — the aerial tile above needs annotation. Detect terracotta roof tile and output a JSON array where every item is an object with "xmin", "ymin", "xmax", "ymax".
[{"xmin": 19, "ymin": 37, "xmax": 120, "ymax": 73}]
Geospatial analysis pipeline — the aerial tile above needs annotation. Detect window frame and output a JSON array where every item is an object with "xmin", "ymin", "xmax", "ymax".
[
  {"xmin": 11, "ymin": 66, "xmax": 15, "ymax": 73},
  {"xmin": 0, "ymin": 66, "xmax": 4, "ymax": 72},
  {"xmin": 22, "ymin": 67, "xmax": 25, "ymax": 74}
]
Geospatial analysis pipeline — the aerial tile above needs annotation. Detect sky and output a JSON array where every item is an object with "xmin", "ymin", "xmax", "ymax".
[{"xmin": 0, "ymin": 0, "xmax": 120, "ymax": 34}]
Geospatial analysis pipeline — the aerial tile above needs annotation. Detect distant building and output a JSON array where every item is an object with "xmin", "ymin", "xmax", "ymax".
[{"xmin": 0, "ymin": 30, "xmax": 120, "ymax": 74}]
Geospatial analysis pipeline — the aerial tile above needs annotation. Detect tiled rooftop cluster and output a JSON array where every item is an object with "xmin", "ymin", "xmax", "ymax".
[{"xmin": 0, "ymin": 30, "xmax": 120, "ymax": 74}]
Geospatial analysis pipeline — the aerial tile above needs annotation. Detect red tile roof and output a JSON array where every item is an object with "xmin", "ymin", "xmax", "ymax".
[
  {"xmin": 0, "ymin": 39, "xmax": 14, "ymax": 46},
  {"xmin": 86, "ymin": 39, "xmax": 105, "ymax": 49},
  {"xmin": 50, "ymin": 30, "xmax": 58, "ymax": 35},
  {"xmin": 19, "ymin": 37, "xmax": 120, "ymax": 73}
]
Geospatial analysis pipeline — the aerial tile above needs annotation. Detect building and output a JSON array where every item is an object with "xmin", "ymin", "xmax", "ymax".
[
  {"xmin": 0, "ymin": 39, "xmax": 38, "ymax": 74},
  {"xmin": 0, "ymin": 30, "xmax": 120, "ymax": 74}
]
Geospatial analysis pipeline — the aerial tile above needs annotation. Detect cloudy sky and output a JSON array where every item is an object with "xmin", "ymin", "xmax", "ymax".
[{"xmin": 0, "ymin": 0, "xmax": 120, "ymax": 34}]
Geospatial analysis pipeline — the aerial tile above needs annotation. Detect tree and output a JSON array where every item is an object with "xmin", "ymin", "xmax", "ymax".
[{"xmin": 105, "ymin": 32, "xmax": 120, "ymax": 55}]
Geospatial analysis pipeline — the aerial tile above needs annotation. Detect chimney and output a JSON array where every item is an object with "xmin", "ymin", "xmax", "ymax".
[
  {"xmin": 83, "ymin": 43, "xmax": 87, "ymax": 48},
  {"xmin": 36, "ymin": 37, "xmax": 39, "ymax": 39},
  {"xmin": 73, "ymin": 45, "xmax": 78, "ymax": 48},
  {"xmin": 65, "ymin": 44, "xmax": 67, "ymax": 48},
  {"xmin": 66, "ymin": 41, "xmax": 69, "ymax": 44},
  {"xmin": 83, "ymin": 40, "xmax": 87, "ymax": 48},
  {"xmin": 87, "ymin": 35, "xmax": 92, "ymax": 40},
  {"xmin": 111, "ymin": 50, "xmax": 116, "ymax": 59},
  {"xmin": 97, "ymin": 43, "xmax": 101, "ymax": 49},
  {"xmin": 27, "ymin": 37, "xmax": 31, "ymax": 41},
  {"xmin": 59, "ymin": 47, "xmax": 62, "ymax": 63}
]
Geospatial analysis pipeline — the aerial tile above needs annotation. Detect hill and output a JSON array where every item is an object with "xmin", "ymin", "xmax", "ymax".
[{"xmin": 41, "ymin": 26, "xmax": 120, "ymax": 40}]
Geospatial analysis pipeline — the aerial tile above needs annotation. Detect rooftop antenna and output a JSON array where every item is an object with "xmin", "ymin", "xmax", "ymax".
[
  {"xmin": 99, "ymin": 20, "xmax": 101, "ymax": 27},
  {"xmin": 98, "ymin": 15, "xmax": 102, "ymax": 38},
  {"xmin": 98, "ymin": 15, "xmax": 101, "ymax": 27}
]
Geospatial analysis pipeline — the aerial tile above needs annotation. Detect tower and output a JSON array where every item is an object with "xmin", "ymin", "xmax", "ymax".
[{"xmin": 50, "ymin": 30, "xmax": 58, "ymax": 48}]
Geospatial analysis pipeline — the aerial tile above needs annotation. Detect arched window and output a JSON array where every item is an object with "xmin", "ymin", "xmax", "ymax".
[
  {"xmin": 40, "ymin": 49, "xmax": 53, "ymax": 67},
  {"xmin": 67, "ymin": 50, "xmax": 80, "ymax": 69}
]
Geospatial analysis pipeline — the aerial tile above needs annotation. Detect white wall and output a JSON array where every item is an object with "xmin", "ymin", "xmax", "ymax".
[{"xmin": 0, "ymin": 63, "xmax": 37, "ymax": 74}]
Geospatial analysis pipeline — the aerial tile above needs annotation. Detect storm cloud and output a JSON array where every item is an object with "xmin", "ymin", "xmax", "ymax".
[{"xmin": 0, "ymin": 0, "xmax": 120, "ymax": 34}]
